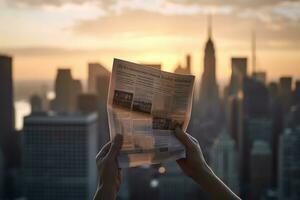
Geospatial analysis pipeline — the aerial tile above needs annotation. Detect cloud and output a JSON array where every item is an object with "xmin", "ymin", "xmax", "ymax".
[
  {"xmin": 168, "ymin": 0, "xmax": 298, "ymax": 8},
  {"xmin": 0, "ymin": 46, "xmax": 136, "ymax": 56},
  {"xmin": 4, "ymin": 0, "xmax": 89, "ymax": 7},
  {"xmin": 69, "ymin": 9, "xmax": 300, "ymax": 49}
]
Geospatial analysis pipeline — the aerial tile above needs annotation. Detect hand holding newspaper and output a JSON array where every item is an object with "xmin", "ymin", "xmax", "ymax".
[{"xmin": 107, "ymin": 59, "xmax": 195, "ymax": 168}]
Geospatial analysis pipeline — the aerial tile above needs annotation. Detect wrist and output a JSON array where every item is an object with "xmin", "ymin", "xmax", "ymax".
[
  {"xmin": 194, "ymin": 162, "xmax": 214, "ymax": 185},
  {"xmin": 97, "ymin": 184, "xmax": 117, "ymax": 200}
]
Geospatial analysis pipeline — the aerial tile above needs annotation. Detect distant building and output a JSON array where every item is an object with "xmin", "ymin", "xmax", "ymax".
[
  {"xmin": 279, "ymin": 76, "xmax": 293, "ymax": 114},
  {"xmin": 228, "ymin": 57, "xmax": 247, "ymax": 96},
  {"xmin": 293, "ymin": 80, "xmax": 300, "ymax": 105},
  {"xmin": 210, "ymin": 130, "xmax": 239, "ymax": 194},
  {"xmin": 96, "ymin": 72, "xmax": 111, "ymax": 148},
  {"xmin": 278, "ymin": 128, "xmax": 300, "ymax": 200},
  {"xmin": 250, "ymin": 140, "xmax": 272, "ymax": 200},
  {"xmin": 246, "ymin": 118, "xmax": 273, "ymax": 146},
  {"xmin": 226, "ymin": 95, "xmax": 243, "ymax": 149},
  {"xmin": 239, "ymin": 77, "xmax": 270, "ymax": 197},
  {"xmin": 0, "ymin": 150, "xmax": 4, "ymax": 197},
  {"xmin": 191, "ymin": 16, "xmax": 221, "ymax": 160},
  {"xmin": 77, "ymin": 93, "xmax": 99, "ymax": 113},
  {"xmin": 174, "ymin": 54, "xmax": 192, "ymax": 75},
  {"xmin": 226, "ymin": 57, "xmax": 247, "ymax": 149},
  {"xmin": 30, "ymin": 94, "xmax": 43, "ymax": 114},
  {"xmin": 23, "ymin": 113, "xmax": 98, "ymax": 200},
  {"xmin": 253, "ymin": 71, "xmax": 267, "ymax": 85},
  {"xmin": 88, "ymin": 63, "xmax": 110, "ymax": 93},
  {"xmin": 198, "ymin": 15, "xmax": 220, "ymax": 119},
  {"xmin": 0, "ymin": 55, "xmax": 17, "ymax": 167},
  {"xmin": 0, "ymin": 55, "xmax": 22, "ymax": 199},
  {"xmin": 51, "ymin": 69, "xmax": 82, "ymax": 113}
]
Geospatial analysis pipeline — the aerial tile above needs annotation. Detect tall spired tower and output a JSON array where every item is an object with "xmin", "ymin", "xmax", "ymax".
[{"xmin": 199, "ymin": 15, "xmax": 219, "ymax": 118}]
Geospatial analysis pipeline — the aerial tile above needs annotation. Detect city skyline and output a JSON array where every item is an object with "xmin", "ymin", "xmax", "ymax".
[{"xmin": 0, "ymin": 0, "xmax": 300, "ymax": 83}]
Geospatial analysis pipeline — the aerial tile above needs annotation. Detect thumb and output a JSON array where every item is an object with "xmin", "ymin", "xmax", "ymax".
[
  {"xmin": 107, "ymin": 134, "xmax": 123, "ymax": 158},
  {"xmin": 174, "ymin": 127, "xmax": 194, "ymax": 149}
]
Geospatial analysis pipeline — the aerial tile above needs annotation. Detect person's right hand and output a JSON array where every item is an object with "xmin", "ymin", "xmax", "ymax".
[
  {"xmin": 174, "ymin": 127, "xmax": 241, "ymax": 200},
  {"xmin": 174, "ymin": 126, "xmax": 211, "ymax": 184}
]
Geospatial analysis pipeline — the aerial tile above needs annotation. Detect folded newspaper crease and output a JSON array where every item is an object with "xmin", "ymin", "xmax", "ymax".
[{"xmin": 107, "ymin": 58, "xmax": 195, "ymax": 168}]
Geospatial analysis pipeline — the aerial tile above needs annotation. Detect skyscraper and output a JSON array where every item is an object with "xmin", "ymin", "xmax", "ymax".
[
  {"xmin": 51, "ymin": 69, "xmax": 82, "ymax": 113},
  {"xmin": 96, "ymin": 71, "xmax": 111, "ymax": 148},
  {"xmin": 77, "ymin": 93, "xmax": 99, "ymax": 113},
  {"xmin": 279, "ymin": 76, "xmax": 293, "ymax": 114},
  {"xmin": 210, "ymin": 130, "xmax": 240, "ymax": 194},
  {"xmin": 278, "ymin": 128, "xmax": 300, "ymax": 200},
  {"xmin": 293, "ymin": 80, "xmax": 300, "ymax": 105},
  {"xmin": 0, "ymin": 55, "xmax": 22, "ymax": 199},
  {"xmin": 253, "ymin": 71, "xmax": 267, "ymax": 85},
  {"xmin": 174, "ymin": 54, "xmax": 192, "ymax": 75},
  {"xmin": 0, "ymin": 55, "xmax": 16, "ymax": 167},
  {"xmin": 228, "ymin": 57, "xmax": 247, "ymax": 96},
  {"xmin": 23, "ymin": 113, "xmax": 98, "ymax": 200},
  {"xmin": 88, "ymin": 63, "xmax": 110, "ymax": 93},
  {"xmin": 30, "ymin": 94, "xmax": 43, "ymax": 114},
  {"xmin": 250, "ymin": 140, "xmax": 272, "ymax": 200},
  {"xmin": 0, "ymin": 150, "xmax": 4, "ymax": 197},
  {"xmin": 199, "ymin": 15, "xmax": 219, "ymax": 115}
]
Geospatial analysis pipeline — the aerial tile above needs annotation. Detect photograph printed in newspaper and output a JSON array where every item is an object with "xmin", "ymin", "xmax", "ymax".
[{"xmin": 107, "ymin": 58, "xmax": 195, "ymax": 168}]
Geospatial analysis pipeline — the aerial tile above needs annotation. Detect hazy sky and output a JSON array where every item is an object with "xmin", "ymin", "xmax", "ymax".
[{"xmin": 0, "ymin": 0, "xmax": 300, "ymax": 86}]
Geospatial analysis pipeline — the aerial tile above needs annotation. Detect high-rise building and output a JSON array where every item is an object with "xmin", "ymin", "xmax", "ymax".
[
  {"xmin": 278, "ymin": 128, "xmax": 300, "ymax": 200},
  {"xmin": 51, "ymin": 69, "xmax": 82, "ymax": 113},
  {"xmin": 23, "ymin": 113, "xmax": 98, "ymax": 200},
  {"xmin": 96, "ymin": 72, "xmax": 111, "ymax": 148},
  {"xmin": 225, "ymin": 57, "xmax": 247, "ymax": 149},
  {"xmin": 279, "ymin": 76, "xmax": 293, "ymax": 114},
  {"xmin": 293, "ymin": 80, "xmax": 300, "ymax": 105},
  {"xmin": 30, "ymin": 94, "xmax": 43, "ymax": 114},
  {"xmin": 243, "ymin": 77, "xmax": 269, "ymax": 117},
  {"xmin": 88, "ymin": 63, "xmax": 110, "ymax": 93},
  {"xmin": 239, "ymin": 77, "xmax": 270, "ymax": 198},
  {"xmin": 191, "ymin": 15, "xmax": 221, "ymax": 158},
  {"xmin": 250, "ymin": 140, "xmax": 272, "ymax": 200},
  {"xmin": 0, "ymin": 150, "xmax": 4, "ymax": 197},
  {"xmin": 198, "ymin": 15, "xmax": 219, "ymax": 115},
  {"xmin": 77, "ymin": 93, "xmax": 99, "ymax": 113},
  {"xmin": 210, "ymin": 130, "xmax": 240, "ymax": 194},
  {"xmin": 227, "ymin": 95, "xmax": 243, "ymax": 149},
  {"xmin": 246, "ymin": 118, "xmax": 273, "ymax": 146},
  {"xmin": 174, "ymin": 54, "xmax": 192, "ymax": 75},
  {"xmin": 0, "ymin": 55, "xmax": 22, "ymax": 199},
  {"xmin": 228, "ymin": 57, "xmax": 247, "ymax": 96},
  {"xmin": 0, "ymin": 55, "xmax": 17, "ymax": 167},
  {"xmin": 253, "ymin": 71, "xmax": 267, "ymax": 85}
]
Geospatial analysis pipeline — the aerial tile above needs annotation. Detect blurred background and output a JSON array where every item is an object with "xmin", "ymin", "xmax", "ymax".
[{"xmin": 0, "ymin": 0, "xmax": 300, "ymax": 199}]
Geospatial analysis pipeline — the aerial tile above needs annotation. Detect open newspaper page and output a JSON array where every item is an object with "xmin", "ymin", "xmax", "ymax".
[{"xmin": 107, "ymin": 58, "xmax": 195, "ymax": 168}]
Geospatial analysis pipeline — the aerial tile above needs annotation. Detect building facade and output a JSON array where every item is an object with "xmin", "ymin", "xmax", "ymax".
[
  {"xmin": 210, "ymin": 131, "xmax": 240, "ymax": 195},
  {"xmin": 23, "ymin": 113, "xmax": 98, "ymax": 200},
  {"xmin": 278, "ymin": 128, "xmax": 300, "ymax": 200}
]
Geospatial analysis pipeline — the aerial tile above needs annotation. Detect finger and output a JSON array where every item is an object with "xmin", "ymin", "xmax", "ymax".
[
  {"xmin": 107, "ymin": 134, "xmax": 123, "ymax": 158},
  {"xmin": 96, "ymin": 142, "xmax": 111, "ymax": 161},
  {"xmin": 188, "ymin": 134, "xmax": 199, "ymax": 145},
  {"xmin": 174, "ymin": 126, "xmax": 194, "ymax": 149}
]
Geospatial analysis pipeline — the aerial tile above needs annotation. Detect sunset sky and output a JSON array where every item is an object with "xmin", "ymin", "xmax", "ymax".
[{"xmin": 1, "ymin": 0, "xmax": 300, "ymax": 86}]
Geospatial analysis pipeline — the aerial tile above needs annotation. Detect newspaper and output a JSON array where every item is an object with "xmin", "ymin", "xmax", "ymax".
[{"xmin": 107, "ymin": 58, "xmax": 195, "ymax": 168}]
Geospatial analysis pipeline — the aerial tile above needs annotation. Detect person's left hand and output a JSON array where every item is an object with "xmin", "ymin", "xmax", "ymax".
[{"xmin": 94, "ymin": 134, "xmax": 123, "ymax": 200}]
